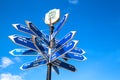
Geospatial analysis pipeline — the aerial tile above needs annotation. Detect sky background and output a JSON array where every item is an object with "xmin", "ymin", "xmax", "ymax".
[{"xmin": 0, "ymin": 0, "xmax": 120, "ymax": 80}]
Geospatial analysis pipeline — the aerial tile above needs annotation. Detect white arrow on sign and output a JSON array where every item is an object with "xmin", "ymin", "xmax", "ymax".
[
  {"xmin": 32, "ymin": 36, "xmax": 48, "ymax": 61},
  {"xmin": 52, "ymin": 66, "xmax": 59, "ymax": 74},
  {"xmin": 64, "ymin": 53, "xmax": 87, "ymax": 61},
  {"xmin": 26, "ymin": 21, "xmax": 49, "ymax": 46},
  {"xmin": 51, "ymin": 13, "xmax": 69, "ymax": 40},
  {"xmin": 9, "ymin": 48, "xmax": 39, "ymax": 56},
  {"xmin": 52, "ymin": 59, "xmax": 76, "ymax": 72},
  {"xmin": 12, "ymin": 23, "xmax": 49, "ymax": 40},
  {"xmin": 50, "ymin": 40, "xmax": 78, "ymax": 62},
  {"xmin": 12, "ymin": 24, "xmax": 35, "ymax": 35},
  {"xmin": 54, "ymin": 31, "xmax": 76, "ymax": 51},
  {"xmin": 8, "ymin": 35, "xmax": 38, "ymax": 51},
  {"xmin": 70, "ymin": 48, "xmax": 86, "ymax": 55},
  {"xmin": 20, "ymin": 59, "xmax": 47, "ymax": 70}
]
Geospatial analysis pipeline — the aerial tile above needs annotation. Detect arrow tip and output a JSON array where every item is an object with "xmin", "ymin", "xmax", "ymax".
[
  {"xmin": 25, "ymin": 20, "xmax": 31, "ymax": 25},
  {"xmin": 65, "ymin": 13, "xmax": 69, "ymax": 17},
  {"xmin": 72, "ymin": 40, "xmax": 79, "ymax": 44},
  {"xmin": 12, "ymin": 24, "xmax": 19, "ymax": 30},
  {"xmin": 20, "ymin": 65, "xmax": 24, "ymax": 70},
  {"xmin": 71, "ymin": 31, "xmax": 76, "ymax": 35},
  {"xmin": 83, "ymin": 55, "xmax": 87, "ymax": 60},
  {"xmin": 8, "ymin": 35, "xmax": 16, "ymax": 43},
  {"xmin": 9, "ymin": 49, "xmax": 15, "ymax": 56},
  {"xmin": 82, "ymin": 49, "xmax": 86, "ymax": 54}
]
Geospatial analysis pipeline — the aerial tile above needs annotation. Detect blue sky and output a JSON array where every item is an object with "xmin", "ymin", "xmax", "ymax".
[{"xmin": 0, "ymin": 0, "xmax": 120, "ymax": 80}]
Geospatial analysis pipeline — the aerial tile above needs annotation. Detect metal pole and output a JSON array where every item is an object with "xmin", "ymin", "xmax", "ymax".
[
  {"xmin": 46, "ymin": 63, "xmax": 52, "ymax": 80},
  {"xmin": 46, "ymin": 18, "xmax": 54, "ymax": 80}
]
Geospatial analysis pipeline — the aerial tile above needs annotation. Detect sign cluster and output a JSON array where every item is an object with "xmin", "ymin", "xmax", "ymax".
[{"xmin": 9, "ymin": 9, "xmax": 87, "ymax": 74}]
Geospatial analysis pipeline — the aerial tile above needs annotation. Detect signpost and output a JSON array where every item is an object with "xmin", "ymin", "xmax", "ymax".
[
  {"xmin": 20, "ymin": 59, "xmax": 47, "ymax": 70},
  {"xmin": 9, "ymin": 9, "xmax": 87, "ymax": 80},
  {"xmin": 50, "ymin": 40, "xmax": 78, "ymax": 62},
  {"xmin": 9, "ymin": 48, "xmax": 39, "ymax": 56},
  {"xmin": 54, "ymin": 31, "xmax": 76, "ymax": 50}
]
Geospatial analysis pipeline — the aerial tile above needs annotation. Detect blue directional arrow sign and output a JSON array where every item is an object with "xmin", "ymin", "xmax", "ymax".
[
  {"xmin": 70, "ymin": 48, "xmax": 85, "ymax": 55},
  {"xmin": 32, "ymin": 36, "xmax": 48, "ymax": 60},
  {"xmin": 64, "ymin": 53, "xmax": 87, "ymax": 61},
  {"xmin": 20, "ymin": 59, "xmax": 47, "ymax": 70},
  {"xmin": 12, "ymin": 24, "xmax": 35, "ymax": 35},
  {"xmin": 26, "ymin": 21, "xmax": 49, "ymax": 46},
  {"xmin": 12, "ymin": 24, "xmax": 50, "ymax": 40},
  {"xmin": 12, "ymin": 34, "xmax": 32, "ymax": 41},
  {"xmin": 9, "ymin": 35, "xmax": 38, "ymax": 51},
  {"xmin": 9, "ymin": 48, "xmax": 39, "ymax": 56},
  {"xmin": 51, "ymin": 13, "xmax": 69, "ymax": 40},
  {"xmin": 55, "ymin": 31, "xmax": 76, "ymax": 50},
  {"xmin": 50, "ymin": 40, "xmax": 78, "ymax": 62},
  {"xmin": 52, "ymin": 66, "xmax": 59, "ymax": 74},
  {"xmin": 52, "ymin": 59, "xmax": 76, "ymax": 72}
]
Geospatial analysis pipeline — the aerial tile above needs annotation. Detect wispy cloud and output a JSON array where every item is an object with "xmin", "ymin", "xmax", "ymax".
[
  {"xmin": 0, "ymin": 73, "xmax": 23, "ymax": 80},
  {"xmin": 14, "ymin": 57, "xmax": 21, "ymax": 62},
  {"xmin": 0, "ymin": 57, "xmax": 14, "ymax": 68},
  {"xmin": 68, "ymin": 0, "xmax": 79, "ymax": 4}
]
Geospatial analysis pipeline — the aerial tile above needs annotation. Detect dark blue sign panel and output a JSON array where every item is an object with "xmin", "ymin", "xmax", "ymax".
[
  {"xmin": 52, "ymin": 66, "xmax": 59, "ymax": 74},
  {"xmin": 55, "ymin": 31, "xmax": 76, "ymax": 50},
  {"xmin": 70, "ymin": 48, "xmax": 85, "ymax": 55},
  {"xmin": 50, "ymin": 40, "xmax": 78, "ymax": 62},
  {"xmin": 51, "ymin": 13, "xmax": 69, "ymax": 40},
  {"xmin": 32, "ymin": 36, "xmax": 48, "ymax": 60},
  {"xmin": 64, "ymin": 53, "xmax": 87, "ymax": 61},
  {"xmin": 20, "ymin": 59, "xmax": 47, "ymax": 70},
  {"xmin": 52, "ymin": 59, "xmax": 76, "ymax": 72},
  {"xmin": 9, "ymin": 35, "xmax": 38, "ymax": 51},
  {"xmin": 12, "ymin": 24, "xmax": 34, "ymax": 35},
  {"xmin": 9, "ymin": 48, "xmax": 39, "ymax": 56},
  {"xmin": 26, "ymin": 21, "xmax": 49, "ymax": 46}
]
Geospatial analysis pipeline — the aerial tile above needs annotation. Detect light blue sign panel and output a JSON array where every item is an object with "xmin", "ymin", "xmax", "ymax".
[
  {"xmin": 9, "ymin": 35, "xmax": 38, "ymax": 51},
  {"xmin": 55, "ymin": 31, "xmax": 76, "ymax": 50},
  {"xmin": 64, "ymin": 53, "xmax": 87, "ymax": 61},
  {"xmin": 52, "ymin": 66, "xmax": 59, "ymax": 74},
  {"xmin": 20, "ymin": 59, "xmax": 47, "ymax": 70},
  {"xmin": 9, "ymin": 48, "xmax": 39, "ymax": 56},
  {"xmin": 50, "ymin": 40, "xmax": 78, "ymax": 62},
  {"xmin": 26, "ymin": 21, "xmax": 49, "ymax": 46},
  {"xmin": 52, "ymin": 59, "xmax": 76, "ymax": 72},
  {"xmin": 12, "ymin": 24, "xmax": 35, "ymax": 35},
  {"xmin": 70, "ymin": 48, "xmax": 85, "ymax": 55}
]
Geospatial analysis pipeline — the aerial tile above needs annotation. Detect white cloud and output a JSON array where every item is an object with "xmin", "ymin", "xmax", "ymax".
[
  {"xmin": 0, "ymin": 57, "xmax": 14, "ymax": 68},
  {"xmin": 68, "ymin": 0, "xmax": 79, "ymax": 4},
  {"xmin": 14, "ymin": 57, "xmax": 21, "ymax": 62},
  {"xmin": 0, "ymin": 73, "xmax": 23, "ymax": 80}
]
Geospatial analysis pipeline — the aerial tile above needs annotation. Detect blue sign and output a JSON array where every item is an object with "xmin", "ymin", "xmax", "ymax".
[
  {"xmin": 52, "ymin": 59, "xmax": 76, "ymax": 72},
  {"xmin": 36, "ymin": 55, "xmax": 43, "ymax": 60},
  {"xmin": 55, "ymin": 31, "xmax": 76, "ymax": 50},
  {"xmin": 9, "ymin": 35, "xmax": 38, "ymax": 51},
  {"xmin": 20, "ymin": 59, "xmax": 47, "ymax": 70},
  {"xmin": 52, "ymin": 66, "xmax": 59, "ymax": 74},
  {"xmin": 50, "ymin": 40, "xmax": 78, "ymax": 62},
  {"xmin": 26, "ymin": 21, "xmax": 49, "ymax": 46},
  {"xmin": 64, "ymin": 53, "xmax": 87, "ymax": 61},
  {"xmin": 13, "ymin": 34, "xmax": 32, "ymax": 41},
  {"xmin": 12, "ymin": 24, "xmax": 35, "ymax": 35},
  {"xmin": 9, "ymin": 48, "xmax": 39, "ymax": 56},
  {"xmin": 51, "ymin": 13, "xmax": 69, "ymax": 40},
  {"xmin": 32, "ymin": 36, "xmax": 48, "ymax": 60},
  {"xmin": 70, "ymin": 48, "xmax": 85, "ymax": 55}
]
